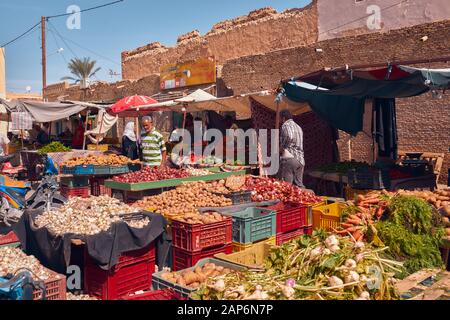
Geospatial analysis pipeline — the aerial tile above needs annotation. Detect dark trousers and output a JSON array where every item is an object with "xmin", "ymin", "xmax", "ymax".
[{"xmin": 279, "ymin": 158, "xmax": 305, "ymax": 188}]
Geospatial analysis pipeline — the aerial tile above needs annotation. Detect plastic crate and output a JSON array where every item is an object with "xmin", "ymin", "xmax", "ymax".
[
  {"xmin": 222, "ymin": 207, "xmax": 276, "ymax": 244},
  {"xmin": 226, "ymin": 190, "xmax": 252, "ymax": 205},
  {"xmin": 214, "ymin": 242, "xmax": 273, "ymax": 270},
  {"xmin": 0, "ymin": 231, "xmax": 19, "ymax": 246},
  {"xmin": 84, "ymin": 243, "xmax": 156, "ymax": 300},
  {"xmin": 33, "ymin": 269, "xmax": 67, "ymax": 300},
  {"xmin": 172, "ymin": 244, "xmax": 232, "ymax": 271},
  {"xmin": 153, "ymin": 258, "xmax": 245, "ymax": 298},
  {"xmin": 128, "ymin": 163, "xmax": 142, "ymax": 172},
  {"xmin": 92, "ymin": 165, "xmax": 111, "ymax": 175},
  {"xmin": 232, "ymin": 236, "xmax": 276, "ymax": 252},
  {"xmin": 266, "ymin": 202, "xmax": 309, "ymax": 234},
  {"xmin": 60, "ymin": 185, "xmax": 90, "ymax": 198},
  {"xmin": 348, "ymin": 168, "xmax": 390, "ymax": 190},
  {"xmin": 121, "ymin": 289, "xmax": 185, "ymax": 300},
  {"xmin": 171, "ymin": 216, "xmax": 232, "ymax": 252},
  {"xmin": 312, "ymin": 203, "xmax": 348, "ymax": 232},
  {"xmin": 60, "ymin": 176, "xmax": 89, "ymax": 188},
  {"xmin": 61, "ymin": 166, "xmax": 76, "ymax": 175},
  {"xmin": 109, "ymin": 165, "xmax": 129, "ymax": 175},
  {"xmin": 276, "ymin": 226, "xmax": 313, "ymax": 246},
  {"xmin": 90, "ymin": 177, "xmax": 112, "ymax": 197}
]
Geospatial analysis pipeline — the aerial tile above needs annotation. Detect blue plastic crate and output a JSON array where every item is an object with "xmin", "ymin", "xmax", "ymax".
[
  {"xmin": 222, "ymin": 208, "xmax": 276, "ymax": 244},
  {"xmin": 62, "ymin": 166, "xmax": 76, "ymax": 175},
  {"xmin": 92, "ymin": 166, "xmax": 110, "ymax": 175},
  {"xmin": 74, "ymin": 165, "xmax": 95, "ymax": 175},
  {"xmin": 109, "ymin": 165, "xmax": 129, "ymax": 175}
]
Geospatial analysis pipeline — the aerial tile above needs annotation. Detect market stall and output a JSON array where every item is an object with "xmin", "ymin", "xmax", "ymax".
[{"xmin": 281, "ymin": 65, "xmax": 450, "ymax": 195}]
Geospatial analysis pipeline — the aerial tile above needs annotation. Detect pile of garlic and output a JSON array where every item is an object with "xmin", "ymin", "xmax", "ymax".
[
  {"xmin": 34, "ymin": 196, "xmax": 150, "ymax": 236},
  {"xmin": 0, "ymin": 247, "xmax": 53, "ymax": 280}
]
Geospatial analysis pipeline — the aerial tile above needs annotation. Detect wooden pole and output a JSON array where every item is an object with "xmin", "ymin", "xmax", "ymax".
[
  {"xmin": 96, "ymin": 110, "xmax": 104, "ymax": 147},
  {"xmin": 41, "ymin": 16, "xmax": 47, "ymax": 100},
  {"xmin": 82, "ymin": 110, "xmax": 90, "ymax": 150},
  {"xmin": 275, "ymin": 100, "xmax": 281, "ymax": 129}
]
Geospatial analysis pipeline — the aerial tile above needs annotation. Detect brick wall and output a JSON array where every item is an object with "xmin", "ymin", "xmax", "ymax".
[
  {"xmin": 221, "ymin": 20, "xmax": 450, "ymax": 183},
  {"xmin": 121, "ymin": 4, "xmax": 318, "ymax": 80}
]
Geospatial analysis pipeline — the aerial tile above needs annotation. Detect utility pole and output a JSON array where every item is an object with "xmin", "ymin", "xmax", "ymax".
[{"xmin": 41, "ymin": 16, "xmax": 46, "ymax": 100}]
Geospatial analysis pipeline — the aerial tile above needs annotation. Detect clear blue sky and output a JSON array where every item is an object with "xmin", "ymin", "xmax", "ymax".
[{"xmin": 0, "ymin": 0, "xmax": 311, "ymax": 94}]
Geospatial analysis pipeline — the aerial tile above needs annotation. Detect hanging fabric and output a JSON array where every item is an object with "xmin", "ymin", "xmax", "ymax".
[
  {"xmin": 374, "ymin": 98, "xmax": 398, "ymax": 160},
  {"xmin": 10, "ymin": 112, "xmax": 33, "ymax": 131},
  {"xmin": 85, "ymin": 109, "xmax": 118, "ymax": 144}
]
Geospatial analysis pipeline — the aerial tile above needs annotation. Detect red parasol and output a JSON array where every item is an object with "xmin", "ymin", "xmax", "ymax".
[{"xmin": 110, "ymin": 95, "xmax": 158, "ymax": 113}]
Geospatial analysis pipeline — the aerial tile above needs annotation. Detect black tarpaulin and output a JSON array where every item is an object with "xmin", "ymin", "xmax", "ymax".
[{"xmin": 13, "ymin": 210, "xmax": 169, "ymax": 274}]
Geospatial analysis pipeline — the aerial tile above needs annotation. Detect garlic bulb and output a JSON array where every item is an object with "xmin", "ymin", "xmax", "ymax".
[
  {"xmin": 344, "ymin": 259, "xmax": 357, "ymax": 269},
  {"xmin": 0, "ymin": 247, "xmax": 52, "ymax": 281},
  {"xmin": 344, "ymin": 271, "xmax": 360, "ymax": 284},
  {"xmin": 328, "ymin": 276, "xmax": 344, "ymax": 287},
  {"xmin": 325, "ymin": 235, "xmax": 339, "ymax": 248}
]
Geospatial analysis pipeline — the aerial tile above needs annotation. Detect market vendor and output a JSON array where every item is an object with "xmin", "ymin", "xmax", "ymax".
[
  {"xmin": 279, "ymin": 109, "xmax": 305, "ymax": 188},
  {"xmin": 72, "ymin": 119, "xmax": 85, "ymax": 149},
  {"xmin": 36, "ymin": 123, "xmax": 50, "ymax": 146},
  {"xmin": 122, "ymin": 121, "xmax": 139, "ymax": 160},
  {"xmin": 140, "ymin": 115, "xmax": 167, "ymax": 167}
]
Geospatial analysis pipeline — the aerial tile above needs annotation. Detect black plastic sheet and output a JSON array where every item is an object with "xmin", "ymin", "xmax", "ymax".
[{"xmin": 13, "ymin": 210, "xmax": 169, "ymax": 274}]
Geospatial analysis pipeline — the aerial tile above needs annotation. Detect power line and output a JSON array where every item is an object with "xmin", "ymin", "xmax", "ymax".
[
  {"xmin": 1, "ymin": 21, "xmax": 41, "ymax": 47},
  {"xmin": 46, "ymin": 27, "xmax": 69, "ymax": 64},
  {"xmin": 0, "ymin": 0, "xmax": 124, "ymax": 48},
  {"xmin": 48, "ymin": 20, "xmax": 120, "ymax": 66},
  {"xmin": 318, "ymin": 0, "xmax": 408, "ymax": 36},
  {"xmin": 46, "ymin": 0, "xmax": 124, "ymax": 19},
  {"xmin": 47, "ymin": 21, "xmax": 79, "ymax": 59}
]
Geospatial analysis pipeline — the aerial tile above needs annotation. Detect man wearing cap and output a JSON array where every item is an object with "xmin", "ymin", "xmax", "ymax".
[
  {"xmin": 279, "ymin": 109, "xmax": 305, "ymax": 188},
  {"xmin": 141, "ymin": 116, "xmax": 167, "ymax": 167}
]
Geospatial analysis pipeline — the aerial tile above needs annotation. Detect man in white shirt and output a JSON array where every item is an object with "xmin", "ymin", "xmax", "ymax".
[{"xmin": 279, "ymin": 110, "xmax": 305, "ymax": 188}]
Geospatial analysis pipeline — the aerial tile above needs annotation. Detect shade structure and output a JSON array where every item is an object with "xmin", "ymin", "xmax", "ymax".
[{"xmin": 110, "ymin": 95, "xmax": 158, "ymax": 113}]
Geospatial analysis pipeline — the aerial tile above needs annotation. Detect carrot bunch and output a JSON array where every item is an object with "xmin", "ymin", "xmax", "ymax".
[{"xmin": 337, "ymin": 190, "xmax": 393, "ymax": 241}]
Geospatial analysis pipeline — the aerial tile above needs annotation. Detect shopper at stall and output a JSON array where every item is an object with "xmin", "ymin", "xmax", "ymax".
[
  {"xmin": 279, "ymin": 109, "xmax": 305, "ymax": 188},
  {"xmin": 122, "ymin": 121, "xmax": 139, "ymax": 160},
  {"xmin": 36, "ymin": 123, "xmax": 50, "ymax": 146},
  {"xmin": 72, "ymin": 119, "xmax": 85, "ymax": 149},
  {"xmin": 140, "ymin": 116, "xmax": 167, "ymax": 167}
]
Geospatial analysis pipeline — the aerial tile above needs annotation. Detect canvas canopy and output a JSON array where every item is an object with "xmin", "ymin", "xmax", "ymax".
[{"xmin": 282, "ymin": 65, "xmax": 450, "ymax": 135}]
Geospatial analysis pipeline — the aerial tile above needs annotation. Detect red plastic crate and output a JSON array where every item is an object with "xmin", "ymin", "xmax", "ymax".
[
  {"xmin": 121, "ymin": 289, "xmax": 185, "ymax": 300},
  {"xmin": 172, "ymin": 216, "xmax": 232, "ymax": 252},
  {"xmin": 33, "ymin": 269, "xmax": 67, "ymax": 300},
  {"xmin": 61, "ymin": 185, "xmax": 90, "ymax": 198},
  {"xmin": 276, "ymin": 226, "xmax": 313, "ymax": 246},
  {"xmin": 172, "ymin": 244, "xmax": 232, "ymax": 271},
  {"xmin": 267, "ymin": 202, "xmax": 309, "ymax": 234},
  {"xmin": 0, "ymin": 231, "xmax": 19, "ymax": 246},
  {"xmin": 84, "ymin": 243, "xmax": 155, "ymax": 300},
  {"xmin": 90, "ymin": 177, "xmax": 112, "ymax": 197}
]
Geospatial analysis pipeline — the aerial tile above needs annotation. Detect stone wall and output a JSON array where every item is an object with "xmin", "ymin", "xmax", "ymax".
[{"xmin": 120, "ymin": 4, "xmax": 318, "ymax": 80}]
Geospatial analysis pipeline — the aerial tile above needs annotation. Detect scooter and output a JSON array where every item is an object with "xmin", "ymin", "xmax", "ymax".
[
  {"xmin": 0, "ymin": 155, "xmax": 67, "ymax": 227},
  {"xmin": 0, "ymin": 269, "xmax": 46, "ymax": 300}
]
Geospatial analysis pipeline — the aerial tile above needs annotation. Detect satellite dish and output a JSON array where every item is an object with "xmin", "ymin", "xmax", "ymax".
[{"xmin": 26, "ymin": 86, "xmax": 31, "ymax": 93}]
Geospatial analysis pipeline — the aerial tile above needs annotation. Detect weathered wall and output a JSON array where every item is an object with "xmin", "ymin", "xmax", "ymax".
[
  {"xmin": 0, "ymin": 48, "xmax": 5, "ymax": 100},
  {"xmin": 222, "ymin": 20, "xmax": 450, "ymax": 183},
  {"xmin": 318, "ymin": 0, "xmax": 450, "ymax": 41},
  {"xmin": 121, "ymin": 4, "xmax": 318, "ymax": 80},
  {"xmin": 45, "ymin": 74, "xmax": 161, "ymax": 103}
]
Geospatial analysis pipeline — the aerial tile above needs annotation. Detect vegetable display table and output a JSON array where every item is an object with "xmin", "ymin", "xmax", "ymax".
[{"xmin": 104, "ymin": 170, "xmax": 247, "ymax": 192}]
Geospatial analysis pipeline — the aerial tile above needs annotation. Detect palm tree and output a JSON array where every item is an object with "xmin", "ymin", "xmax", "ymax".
[{"xmin": 61, "ymin": 57, "xmax": 101, "ymax": 88}]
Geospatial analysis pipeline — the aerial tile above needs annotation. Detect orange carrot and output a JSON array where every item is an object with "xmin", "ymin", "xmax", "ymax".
[
  {"xmin": 360, "ymin": 198, "xmax": 380, "ymax": 205},
  {"xmin": 352, "ymin": 229, "xmax": 363, "ymax": 241},
  {"xmin": 341, "ymin": 222, "xmax": 354, "ymax": 228},
  {"xmin": 346, "ymin": 218, "xmax": 362, "ymax": 225}
]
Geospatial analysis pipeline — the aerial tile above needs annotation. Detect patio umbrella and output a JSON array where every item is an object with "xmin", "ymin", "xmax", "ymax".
[{"xmin": 110, "ymin": 95, "xmax": 158, "ymax": 113}]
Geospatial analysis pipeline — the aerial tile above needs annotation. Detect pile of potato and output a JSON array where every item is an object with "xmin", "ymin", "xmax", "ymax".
[
  {"xmin": 134, "ymin": 181, "xmax": 232, "ymax": 218},
  {"xmin": 397, "ymin": 188, "xmax": 450, "ymax": 210},
  {"xmin": 0, "ymin": 247, "xmax": 53, "ymax": 281},
  {"xmin": 160, "ymin": 262, "xmax": 234, "ymax": 289},
  {"xmin": 63, "ymin": 154, "xmax": 140, "ymax": 167},
  {"xmin": 173, "ymin": 212, "xmax": 226, "ymax": 225}
]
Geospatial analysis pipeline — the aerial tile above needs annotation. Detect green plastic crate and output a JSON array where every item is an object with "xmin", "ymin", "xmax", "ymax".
[
  {"xmin": 60, "ymin": 176, "xmax": 89, "ymax": 188},
  {"xmin": 109, "ymin": 165, "xmax": 129, "ymax": 175},
  {"xmin": 92, "ymin": 166, "xmax": 110, "ymax": 175},
  {"xmin": 223, "ymin": 208, "xmax": 276, "ymax": 244}
]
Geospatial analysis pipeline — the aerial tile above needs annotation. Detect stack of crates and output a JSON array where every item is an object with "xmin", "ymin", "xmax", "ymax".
[
  {"xmin": 84, "ymin": 243, "xmax": 156, "ymax": 300},
  {"xmin": 221, "ymin": 207, "xmax": 277, "ymax": 252},
  {"xmin": 90, "ymin": 177, "xmax": 112, "ymax": 197},
  {"xmin": 60, "ymin": 176, "xmax": 90, "ymax": 198},
  {"xmin": 171, "ymin": 215, "xmax": 233, "ymax": 271},
  {"xmin": 265, "ymin": 202, "xmax": 312, "ymax": 246}
]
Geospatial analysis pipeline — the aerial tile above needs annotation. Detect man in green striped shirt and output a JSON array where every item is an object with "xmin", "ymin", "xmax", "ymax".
[{"xmin": 140, "ymin": 116, "xmax": 167, "ymax": 167}]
